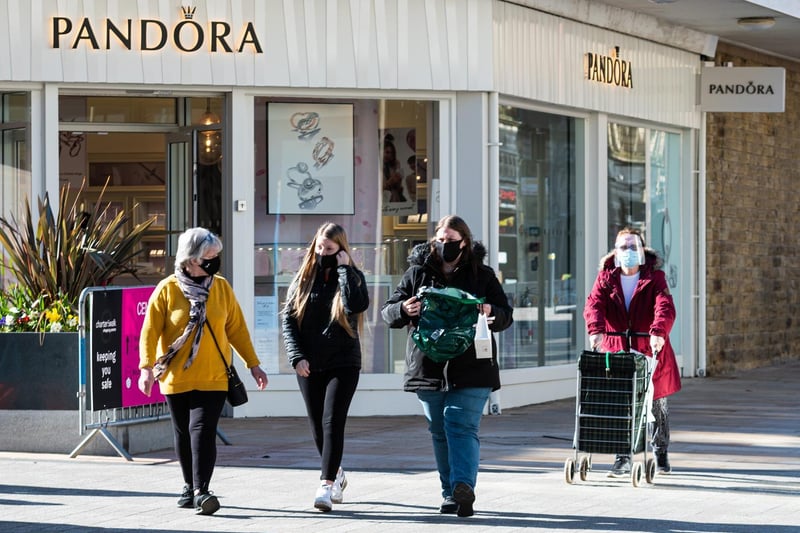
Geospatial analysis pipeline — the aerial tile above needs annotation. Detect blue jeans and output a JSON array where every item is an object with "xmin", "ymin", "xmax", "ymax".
[{"xmin": 417, "ymin": 387, "xmax": 491, "ymax": 498}]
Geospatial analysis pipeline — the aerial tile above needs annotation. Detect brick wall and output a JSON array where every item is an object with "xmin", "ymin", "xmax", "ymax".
[{"xmin": 705, "ymin": 43, "xmax": 800, "ymax": 374}]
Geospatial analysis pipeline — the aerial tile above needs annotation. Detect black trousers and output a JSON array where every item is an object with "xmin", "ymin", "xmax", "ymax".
[
  {"xmin": 165, "ymin": 390, "xmax": 227, "ymax": 491},
  {"xmin": 296, "ymin": 366, "xmax": 360, "ymax": 481}
]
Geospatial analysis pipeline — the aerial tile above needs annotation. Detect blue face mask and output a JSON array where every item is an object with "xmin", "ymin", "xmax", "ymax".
[{"xmin": 618, "ymin": 249, "xmax": 641, "ymax": 269}]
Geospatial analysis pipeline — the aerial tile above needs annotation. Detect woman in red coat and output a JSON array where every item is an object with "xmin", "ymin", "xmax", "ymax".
[{"xmin": 583, "ymin": 227, "xmax": 681, "ymax": 477}]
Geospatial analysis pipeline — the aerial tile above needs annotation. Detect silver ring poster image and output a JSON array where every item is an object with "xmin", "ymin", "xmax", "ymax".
[{"xmin": 267, "ymin": 102, "xmax": 354, "ymax": 215}]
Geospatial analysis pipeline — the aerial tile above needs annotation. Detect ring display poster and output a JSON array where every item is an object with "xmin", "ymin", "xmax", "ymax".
[{"xmin": 267, "ymin": 102, "xmax": 355, "ymax": 215}]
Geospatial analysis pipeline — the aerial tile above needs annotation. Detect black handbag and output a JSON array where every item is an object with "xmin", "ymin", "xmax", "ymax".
[
  {"xmin": 224, "ymin": 364, "xmax": 249, "ymax": 407},
  {"xmin": 205, "ymin": 321, "xmax": 249, "ymax": 407}
]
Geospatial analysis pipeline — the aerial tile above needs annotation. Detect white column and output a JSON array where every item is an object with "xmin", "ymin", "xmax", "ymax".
[
  {"xmin": 226, "ymin": 89, "xmax": 255, "ymax": 328},
  {"xmin": 454, "ymin": 92, "xmax": 489, "ymax": 240},
  {"xmin": 42, "ymin": 84, "xmax": 60, "ymax": 203}
]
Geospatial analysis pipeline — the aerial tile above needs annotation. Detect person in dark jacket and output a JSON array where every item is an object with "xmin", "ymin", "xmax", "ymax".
[
  {"xmin": 583, "ymin": 227, "xmax": 681, "ymax": 477},
  {"xmin": 282, "ymin": 222, "xmax": 369, "ymax": 512},
  {"xmin": 381, "ymin": 215, "xmax": 513, "ymax": 518}
]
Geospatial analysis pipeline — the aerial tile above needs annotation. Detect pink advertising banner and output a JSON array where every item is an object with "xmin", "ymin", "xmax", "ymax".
[
  {"xmin": 89, "ymin": 286, "xmax": 163, "ymax": 410},
  {"xmin": 120, "ymin": 286, "xmax": 162, "ymax": 407}
]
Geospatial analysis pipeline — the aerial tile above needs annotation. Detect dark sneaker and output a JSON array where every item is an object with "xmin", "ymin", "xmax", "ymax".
[
  {"xmin": 452, "ymin": 482, "xmax": 475, "ymax": 517},
  {"xmin": 194, "ymin": 491, "xmax": 220, "ymax": 515},
  {"xmin": 177, "ymin": 484, "xmax": 193, "ymax": 508},
  {"xmin": 656, "ymin": 452, "xmax": 672, "ymax": 474},
  {"xmin": 607, "ymin": 455, "xmax": 632, "ymax": 478},
  {"xmin": 439, "ymin": 496, "xmax": 458, "ymax": 514}
]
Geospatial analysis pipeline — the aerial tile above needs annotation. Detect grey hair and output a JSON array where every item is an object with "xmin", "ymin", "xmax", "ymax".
[{"xmin": 174, "ymin": 227, "xmax": 223, "ymax": 271}]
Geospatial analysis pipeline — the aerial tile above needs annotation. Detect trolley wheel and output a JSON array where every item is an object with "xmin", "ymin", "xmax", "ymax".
[
  {"xmin": 631, "ymin": 462, "xmax": 643, "ymax": 487},
  {"xmin": 645, "ymin": 458, "xmax": 657, "ymax": 484},
  {"xmin": 564, "ymin": 458, "xmax": 576, "ymax": 484},
  {"xmin": 579, "ymin": 456, "xmax": 590, "ymax": 481}
]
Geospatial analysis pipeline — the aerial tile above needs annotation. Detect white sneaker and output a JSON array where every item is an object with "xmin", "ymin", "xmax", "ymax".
[
  {"xmin": 331, "ymin": 467, "xmax": 347, "ymax": 504},
  {"xmin": 314, "ymin": 483, "xmax": 333, "ymax": 512}
]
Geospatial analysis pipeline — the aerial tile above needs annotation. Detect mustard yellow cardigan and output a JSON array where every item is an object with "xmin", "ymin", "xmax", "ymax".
[{"xmin": 139, "ymin": 274, "xmax": 261, "ymax": 395}]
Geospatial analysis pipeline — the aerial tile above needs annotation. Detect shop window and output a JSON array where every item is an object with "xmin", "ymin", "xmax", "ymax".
[
  {"xmin": 59, "ymin": 96, "xmax": 177, "ymax": 124},
  {"xmin": 496, "ymin": 106, "xmax": 578, "ymax": 369},
  {"xmin": 0, "ymin": 92, "xmax": 31, "ymax": 288},
  {"xmin": 58, "ymin": 96, "xmax": 225, "ymax": 281},
  {"xmin": 607, "ymin": 124, "xmax": 683, "ymax": 356},
  {"xmin": 252, "ymin": 97, "xmax": 437, "ymax": 375}
]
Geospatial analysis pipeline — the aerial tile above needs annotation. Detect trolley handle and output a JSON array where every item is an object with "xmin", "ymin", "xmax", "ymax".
[{"xmin": 605, "ymin": 330, "xmax": 649, "ymax": 353}]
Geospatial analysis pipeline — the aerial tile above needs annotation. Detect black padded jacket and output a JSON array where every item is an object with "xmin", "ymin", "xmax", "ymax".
[
  {"xmin": 282, "ymin": 265, "xmax": 369, "ymax": 371},
  {"xmin": 381, "ymin": 242, "xmax": 513, "ymax": 392}
]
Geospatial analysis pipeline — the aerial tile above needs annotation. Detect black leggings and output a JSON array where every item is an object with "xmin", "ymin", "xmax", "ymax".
[
  {"xmin": 165, "ymin": 390, "xmax": 227, "ymax": 491},
  {"xmin": 296, "ymin": 366, "xmax": 360, "ymax": 481}
]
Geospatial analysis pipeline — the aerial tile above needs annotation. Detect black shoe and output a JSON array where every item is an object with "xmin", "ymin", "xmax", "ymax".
[
  {"xmin": 452, "ymin": 482, "xmax": 475, "ymax": 517},
  {"xmin": 656, "ymin": 452, "xmax": 672, "ymax": 474},
  {"xmin": 607, "ymin": 455, "xmax": 632, "ymax": 478},
  {"xmin": 439, "ymin": 496, "xmax": 458, "ymax": 514},
  {"xmin": 177, "ymin": 484, "xmax": 193, "ymax": 508},
  {"xmin": 194, "ymin": 491, "xmax": 220, "ymax": 515}
]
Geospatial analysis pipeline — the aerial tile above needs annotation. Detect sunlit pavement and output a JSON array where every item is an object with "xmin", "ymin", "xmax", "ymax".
[{"xmin": 1, "ymin": 360, "xmax": 798, "ymax": 532}]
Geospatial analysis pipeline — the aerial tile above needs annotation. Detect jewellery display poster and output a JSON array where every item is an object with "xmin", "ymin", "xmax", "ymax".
[{"xmin": 267, "ymin": 103, "xmax": 354, "ymax": 215}]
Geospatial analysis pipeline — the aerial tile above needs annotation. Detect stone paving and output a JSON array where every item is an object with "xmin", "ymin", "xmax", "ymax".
[{"xmin": 1, "ymin": 360, "xmax": 798, "ymax": 532}]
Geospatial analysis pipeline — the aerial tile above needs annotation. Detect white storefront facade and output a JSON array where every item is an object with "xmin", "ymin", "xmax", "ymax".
[{"xmin": 0, "ymin": 0, "xmax": 705, "ymax": 416}]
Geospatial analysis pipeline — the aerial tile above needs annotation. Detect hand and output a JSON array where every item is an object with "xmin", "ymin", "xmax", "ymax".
[
  {"xmin": 650, "ymin": 335, "xmax": 665, "ymax": 355},
  {"xmin": 335, "ymin": 250, "xmax": 349, "ymax": 266},
  {"xmin": 138, "ymin": 368, "xmax": 154, "ymax": 397},
  {"xmin": 589, "ymin": 333, "xmax": 604, "ymax": 350},
  {"xmin": 250, "ymin": 366, "xmax": 269, "ymax": 390},
  {"xmin": 478, "ymin": 303, "xmax": 495, "ymax": 324},
  {"xmin": 403, "ymin": 296, "xmax": 421, "ymax": 317},
  {"xmin": 295, "ymin": 359, "xmax": 311, "ymax": 378}
]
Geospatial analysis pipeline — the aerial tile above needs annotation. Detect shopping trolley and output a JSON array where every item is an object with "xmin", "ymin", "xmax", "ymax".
[{"xmin": 564, "ymin": 331, "xmax": 658, "ymax": 487}]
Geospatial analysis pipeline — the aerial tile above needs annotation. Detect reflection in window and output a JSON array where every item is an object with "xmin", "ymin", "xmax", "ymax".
[
  {"xmin": 607, "ymin": 123, "xmax": 646, "ymax": 248},
  {"xmin": 0, "ymin": 92, "xmax": 31, "ymax": 250},
  {"xmin": 497, "ymin": 106, "xmax": 577, "ymax": 369}
]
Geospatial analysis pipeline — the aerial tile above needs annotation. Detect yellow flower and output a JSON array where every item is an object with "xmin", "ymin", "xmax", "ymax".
[{"xmin": 45, "ymin": 307, "xmax": 62, "ymax": 323}]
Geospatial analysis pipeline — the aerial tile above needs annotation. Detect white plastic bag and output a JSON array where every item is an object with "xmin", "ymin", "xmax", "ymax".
[
  {"xmin": 474, "ymin": 312, "xmax": 492, "ymax": 359},
  {"xmin": 488, "ymin": 390, "xmax": 502, "ymax": 415}
]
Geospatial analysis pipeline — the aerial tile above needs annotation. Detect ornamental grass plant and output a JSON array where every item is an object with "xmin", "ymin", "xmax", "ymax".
[{"xmin": 0, "ymin": 181, "xmax": 156, "ymax": 333}]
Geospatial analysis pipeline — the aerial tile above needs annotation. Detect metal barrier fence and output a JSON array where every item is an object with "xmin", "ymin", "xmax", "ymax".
[{"xmin": 70, "ymin": 286, "xmax": 168, "ymax": 460}]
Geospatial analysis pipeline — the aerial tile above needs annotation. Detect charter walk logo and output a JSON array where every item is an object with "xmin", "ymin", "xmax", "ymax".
[{"xmin": 51, "ymin": 4, "xmax": 263, "ymax": 53}]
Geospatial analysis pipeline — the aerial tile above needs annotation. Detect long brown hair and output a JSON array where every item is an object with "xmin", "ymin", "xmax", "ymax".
[{"xmin": 287, "ymin": 222, "xmax": 363, "ymax": 338}]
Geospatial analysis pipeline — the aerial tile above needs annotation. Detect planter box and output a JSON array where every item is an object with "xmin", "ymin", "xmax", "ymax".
[
  {"xmin": 0, "ymin": 332, "xmax": 172, "ymax": 455},
  {"xmin": 0, "ymin": 332, "xmax": 79, "ymax": 410}
]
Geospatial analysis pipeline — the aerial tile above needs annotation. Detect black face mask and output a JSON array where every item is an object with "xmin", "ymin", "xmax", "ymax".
[
  {"xmin": 435, "ymin": 240, "xmax": 463, "ymax": 263},
  {"xmin": 316, "ymin": 250, "xmax": 340, "ymax": 269},
  {"xmin": 199, "ymin": 256, "xmax": 221, "ymax": 276}
]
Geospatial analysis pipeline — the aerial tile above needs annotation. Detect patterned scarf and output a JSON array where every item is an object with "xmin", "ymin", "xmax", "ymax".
[{"xmin": 152, "ymin": 269, "xmax": 214, "ymax": 379}]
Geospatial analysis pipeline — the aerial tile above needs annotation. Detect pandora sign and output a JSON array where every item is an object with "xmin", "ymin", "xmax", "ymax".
[{"xmin": 51, "ymin": 6, "xmax": 263, "ymax": 53}]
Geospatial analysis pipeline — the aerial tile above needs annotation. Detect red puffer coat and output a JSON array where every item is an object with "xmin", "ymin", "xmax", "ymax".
[{"xmin": 583, "ymin": 249, "xmax": 681, "ymax": 400}]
